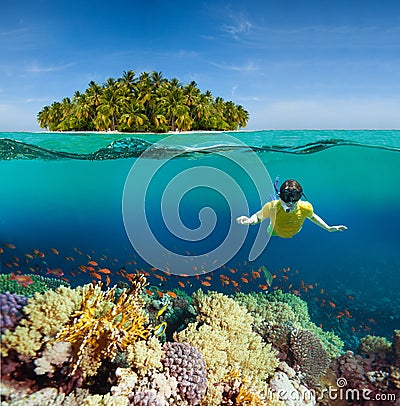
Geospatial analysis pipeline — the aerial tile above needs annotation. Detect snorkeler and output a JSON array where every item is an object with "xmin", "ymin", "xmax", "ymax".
[{"xmin": 236, "ymin": 179, "xmax": 347, "ymax": 238}]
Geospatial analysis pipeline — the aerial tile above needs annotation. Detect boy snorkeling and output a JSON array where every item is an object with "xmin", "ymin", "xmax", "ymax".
[{"xmin": 236, "ymin": 179, "xmax": 347, "ymax": 238}]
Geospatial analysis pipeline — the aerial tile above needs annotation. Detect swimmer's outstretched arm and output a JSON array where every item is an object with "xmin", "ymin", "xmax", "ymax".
[
  {"xmin": 236, "ymin": 210, "xmax": 264, "ymax": 225},
  {"xmin": 309, "ymin": 213, "xmax": 348, "ymax": 232}
]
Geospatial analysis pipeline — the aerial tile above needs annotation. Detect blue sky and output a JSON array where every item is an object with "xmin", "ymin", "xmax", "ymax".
[{"xmin": 1, "ymin": 0, "xmax": 399, "ymax": 131}]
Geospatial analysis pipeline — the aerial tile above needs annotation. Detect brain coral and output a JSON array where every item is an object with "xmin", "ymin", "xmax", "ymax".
[
  {"xmin": 174, "ymin": 290, "xmax": 279, "ymax": 405},
  {"xmin": 161, "ymin": 341, "xmax": 207, "ymax": 405}
]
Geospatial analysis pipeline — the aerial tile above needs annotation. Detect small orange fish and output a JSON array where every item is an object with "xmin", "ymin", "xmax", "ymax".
[
  {"xmin": 105, "ymin": 275, "xmax": 111, "ymax": 286},
  {"xmin": 145, "ymin": 289, "xmax": 153, "ymax": 296},
  {"xmin": 9, "ymin": 273, "xmax": 33, "ymax": 287},
  {"xmin": 51, "ymin": 248, "xmax": 59, "ymax": 255},
  {"xmin": 91, "ymin": 272, "xmax": 102, "ymax": 280},
  {"xmin": 46, "ymin": 268, "xmax": 64, "ymax": 277},
  {"xmin": 4, "ymin": 243, "xmax": 16, "ymax": 249},
  {"xmin": 88, "ymin": 261, "xmax": 98, "ymax": 266},
  {"xmin": 240, "ymin": 277, "xmax": 249, "ymax": 283},
  {"xmin": 329, "ymin": 301, "xmax": 336, "ymax": 308},
  {"xmin": 166, "ymin": 291, "xmax": 177, "ymax": 299},
  {"xmin": 344, "ymin": 310, "xmax": 352, "ymax": 318},
  {"xmin": 178, "ymin": 281, "xmax": 185, "ymax": 288},
  {"xmin": 156, "ymin": 290, "xmax": 164, "ymax": 298},
  {"xmin": 259, "ymin": 284, "xmax": 269, "ymax": 291},
  {"xmin": 98, "ymin": 268, "xmax": 111, "ymax": 274},
  {"xmin": 201, "ymin": 281, "xmax": 211, "ymax": 287}
]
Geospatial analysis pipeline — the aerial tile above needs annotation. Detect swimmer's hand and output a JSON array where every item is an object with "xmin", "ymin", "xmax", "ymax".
[
  {"xmin": 236, "ymin": 214, "xmax": 259, "ymax": 225},
  {"xmin": 328, "ymin": 225, "xmax": 348, "ymax": 232}
]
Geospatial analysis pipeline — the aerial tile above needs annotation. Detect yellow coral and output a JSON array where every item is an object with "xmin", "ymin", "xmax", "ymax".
[
  {"xmin": 56, "ymin": 282, "xmax": 150, "ymax": 377},
  {"xmin": 174, "ymin": 290, "xmax": 279, "ymax": 405},
  {"xmin": 1, "ymin": 286, "xmax": 82, "ymax": 357},
  {"xmin": 127, "ymin": 336, "xmax": 163, "ymax": 376}
]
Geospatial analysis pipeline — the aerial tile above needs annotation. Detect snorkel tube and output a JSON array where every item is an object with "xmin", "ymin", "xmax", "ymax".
[{"xmin": 269, "ymin": 176, "xmax": 280, "ymax": 201}]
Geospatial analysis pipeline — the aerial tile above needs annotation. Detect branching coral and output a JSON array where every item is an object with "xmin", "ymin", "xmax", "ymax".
[
  {"xmin": 1, "ymin": 285, "xmax": 82, "ymax": 357},
  {"xmin": 56, "ymin": 279, "xmax": 150, "ymax": 377},
  {"xmin": 235, "ymin": 290, "xmax": 343, "ymax": 359},
  {"xmin": 127, "ymin": 336, "xmax": 163, "ymax": 377},
  {"xmin": 174, "ymin": 290, "xmax": 279, "ymax": 405}
]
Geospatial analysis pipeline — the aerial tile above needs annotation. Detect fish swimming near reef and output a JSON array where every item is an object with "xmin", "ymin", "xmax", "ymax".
[
  {"xmin": 260, "ymin": 266, "xmax": 273, "ymax": 287},
  {"xmin": 156, "ymin": 303, "xmax": 169, "ymax": 319},
  {"xmin": 154, "ymin": 321, "xmax": 167, "ymax": 337},
  {"xmin": 9, "ymin": 273, "xmax": 34, "ymax": 287}
]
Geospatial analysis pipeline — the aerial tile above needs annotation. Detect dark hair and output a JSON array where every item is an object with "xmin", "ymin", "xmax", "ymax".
[{"xmin": 280, "ymin": 179, "xmax": 303, "ymax": 193}]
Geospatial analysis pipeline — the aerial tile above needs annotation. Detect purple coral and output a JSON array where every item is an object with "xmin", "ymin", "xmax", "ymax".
[
  {"xmin": 130, "ymin": 389, "xmax": 167, "ymax": 406},
  {"xmin": 0, "ymin": 292, "xmax": 28, "ymax": 333},
  {"xmin": 161, "ymin": 342, "xmax": 207, "ymax": 405}
]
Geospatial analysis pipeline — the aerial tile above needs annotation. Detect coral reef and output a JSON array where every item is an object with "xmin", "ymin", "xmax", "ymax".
[
  {"xmin": 174, "ymin": 290, "xmax": 279, "ymax": 405},
  {"xmin": 0, "ymin": 273, "xmax": 70, "ymax": 296},
  {"xmin": 1, "ymin": 285, "xmax": 82, "ymax": 357},
  {"xmin": 6, "ymin": 283, "xmax": 389, "ymax": 406},
  {"xmin": 34, "ymin": 341, "xmax": 73, "ymax": 377},
  {"xmin": 127, "ymin": 336, "xmax": 163, "ymax": 377},
  {"xmin": 332, "ymin": 330, "xmax": 400, "ymax": 404},
  {"xmin": 0, "ymin": 292, "xmax": 28, "ymax": 333},
  {"xmin": 289, "ymin": 328, "xmax": 330, "ymax": 387},
  {"xmin": 235, "ymin": 290, "xmax": 343, "ymax": 359},
  {"xmin": 161, "ymin": 341, "xmax": 207, "ymax": 405},
  {"xmin": 56, "ymin": 280, "xmax": 150, "ymax": 377}
]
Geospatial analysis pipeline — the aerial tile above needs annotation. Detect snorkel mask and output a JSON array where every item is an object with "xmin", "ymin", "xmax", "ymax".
[{"xmin": 279, "ymin": 189, "xmax": 302, "ymax": 213}]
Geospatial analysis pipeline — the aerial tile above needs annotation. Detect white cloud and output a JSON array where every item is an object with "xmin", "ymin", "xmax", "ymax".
[
  {"xmin": 26, "ymin": 62, "xmax": 75, "ymax": 73},
  {"xmin": 209, "ymin": 61, "xmax": 258, "ymax": 72}
]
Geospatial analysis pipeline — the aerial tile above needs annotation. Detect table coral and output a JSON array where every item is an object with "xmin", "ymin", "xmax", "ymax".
[
  {"xmin": 56, "ymin": 281, "xmax": 150, "ymax": 377},
  {"xmin": 0, "ymin": 274, "xmax": 70, "ymax": 296}
]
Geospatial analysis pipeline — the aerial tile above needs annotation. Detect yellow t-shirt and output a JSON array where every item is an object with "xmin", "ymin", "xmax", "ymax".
[{"xmin": 261, "ymin": 200, "xmax": 314, "ymax": 238}]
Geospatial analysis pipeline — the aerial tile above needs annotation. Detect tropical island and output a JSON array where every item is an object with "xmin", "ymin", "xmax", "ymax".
[{"xmin": 37, "ymin": 70, "xmax": 249, "ymax": 133}]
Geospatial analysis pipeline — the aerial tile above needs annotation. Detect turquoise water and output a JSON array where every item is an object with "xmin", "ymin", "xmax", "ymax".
[{"xmin": 1, "ymin": 130, "xmax": 399, "ymax": 349}]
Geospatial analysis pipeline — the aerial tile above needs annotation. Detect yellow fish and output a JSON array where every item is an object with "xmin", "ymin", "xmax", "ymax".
[
  {"xmin": 156, "ymin": 303, "xmax": 168, "ymax": 319},
  {"xmin": 154, "ymin": 321, "xmax": 167, "ymax": 337}
]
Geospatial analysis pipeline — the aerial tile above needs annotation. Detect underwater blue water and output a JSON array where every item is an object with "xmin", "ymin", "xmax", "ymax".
[{"xmin": 1, "ymin": 130, "xmax": 399, "ymax": 349}]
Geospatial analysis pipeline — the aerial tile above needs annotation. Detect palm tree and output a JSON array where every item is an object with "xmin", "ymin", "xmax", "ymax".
[
  {"xmin": 36, "ymin": 69, "xmax": 249, "ymax": 132},
  {"xmin": 119, "ymin": 99, "xmax": 149, "ymax": 131}
]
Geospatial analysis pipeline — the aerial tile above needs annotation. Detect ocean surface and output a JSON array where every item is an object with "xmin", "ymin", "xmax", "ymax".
[{"xmin": 1, "ymin": 129, "xmax": 399, "ymax": 349}]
